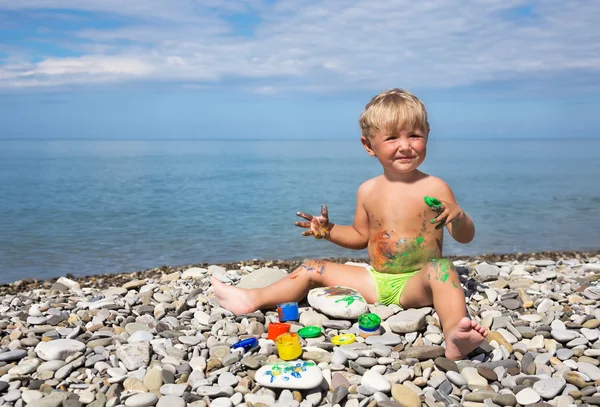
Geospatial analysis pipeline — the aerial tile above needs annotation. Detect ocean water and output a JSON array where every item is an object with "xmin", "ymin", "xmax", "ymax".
[{"xmin": 0, "ymin": 139, "xmax": 599, "ymax": 284}]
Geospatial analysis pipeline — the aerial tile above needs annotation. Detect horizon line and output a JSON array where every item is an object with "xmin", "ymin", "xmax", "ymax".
[{"xmin": 0, "ymin": 137, "xmax": 599, "ymax": 142}]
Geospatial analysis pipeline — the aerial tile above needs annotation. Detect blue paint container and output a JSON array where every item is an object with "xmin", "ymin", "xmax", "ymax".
[
  {"xmin": 277, "ymin": 302, "xmax": 299, "ymax": 321},
  {"xmin": 231, "ymin": 337, "xmax": 258, "ymax": 351}
]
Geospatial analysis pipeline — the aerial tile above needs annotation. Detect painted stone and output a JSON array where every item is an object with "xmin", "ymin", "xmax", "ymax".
[
  {"xmin": 255, "ymin": 360, "xmax": 323, "ymax": 389},
  {"xmin": 307, "ymin": 286, "xmax": 368, "ymax": 318}
]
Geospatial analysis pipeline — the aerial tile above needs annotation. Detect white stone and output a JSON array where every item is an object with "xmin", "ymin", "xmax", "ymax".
[
  {"xmin": 446, "ymin": 371, "xmax": 467, "ymax": 387},
  {"xmin": 520, "ymin": 314, "xmax": 542, "ymax": 323},
  {"xmin": 581, "ymin": 328, "xmax": 599, "ymax": 341},
  {"xmin": 485, "ymin": 289, "xmax": 498, "ymax": 302},
  {"xmin": 156, "ymin": 396, "xmax": 186, "ymax": 407},
  {"xmin": 128, "ymin": 330, "xmax": 154, "ymax": 343},
  {"xmin": 537, "ymin": 298, "xmax": 554, "ymax": 313},
  {"xmin": 21, "ymin": 390, "xmax": 43, "ymax": 404},
  {"xmin": 194, "ymin": 311, "xmax": 210, "ymax": 325},
  {"xmin": 387, "ymin": 308, "xmax": 431, "ymax": 333},
  {"xmin": 116, "ymin": 342, "xmax": 150, "ymax": 370},
  {"xmin": 475, "ymin": 263, "xmax": 500, "ymax": 279},
  {"xmin": 361, "ymin": 370, "xmax": 391, "ymax": 392},
  {"xmin": 551, "ymin": 329, "xmax": 578, "ymax": 342},
  {"xmin": 35, "ymin": 339, "xmax": 86, "ymax": 361},
  {"xmin": 125, "ymin": 392, "xmax": 159, "ymax": 407},
  {"xmin": 181, "ymin": 267, "xmax": 207, "ymax": 280},
  {"xmin": 461, "ymin": 367, "xmax": 487, "ymax": 387},
  {"xmin": 307, "ymin": 286, "xmax": 368, "ymax": 319},
  {"xmin": 516, "ymin": 387, "xmax": 541, "ymax": 405},
  {"xmin": 55, "ymin": 276, "xmax": 81, "ymax": 291},
  {"xmin": 578, "ymin": 362, "xmax": 600, "ymax": 380},
  {"xmin": 533, "ymin": 377, "xmax": 565, "ymax": 399},
  {"xmin": 8, "ymin": 358, "xmax": 40, "ymax": 375},
  {"xmin": 255, "ymin": 360, "xmax": 323, "ymax": 389},
  {"xmin": 37, "ymin": 360, "xmax": 67, "ymax": 372},
  {"xmin": 527, "ymin": 335, "xmax": 545, "ymax": 350}
]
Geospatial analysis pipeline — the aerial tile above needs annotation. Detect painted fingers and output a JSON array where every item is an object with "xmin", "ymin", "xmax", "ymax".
[
  {"xmin": 425, "ymin": 196, "xmax": 463, "ymax": 230},
  {"xmin": 295, "ymin": 204, "xmax": 331, "ymax": 239}
]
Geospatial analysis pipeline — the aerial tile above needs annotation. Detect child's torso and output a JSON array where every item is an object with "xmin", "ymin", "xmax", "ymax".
[{"xmin": 365, "ymin": 175, "xmax": 443, "ymax": 274}]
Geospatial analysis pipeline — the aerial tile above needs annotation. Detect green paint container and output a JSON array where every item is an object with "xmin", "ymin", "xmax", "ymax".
[
  {"xmin": 358, "ymin": 313, "xmax": 381, "ymax": 338},
  {"xmin": 297, "ymin": 326, "xmax": 322, "ymax": 338}
]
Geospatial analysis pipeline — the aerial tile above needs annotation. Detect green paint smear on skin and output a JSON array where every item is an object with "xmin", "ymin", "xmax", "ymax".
[
  {"xmin": 383, "ymin": 235, "xmax": 433, "ymax": 271},
  {"xmin": 452, "ymin": 281, "xmax": 459, "ymax": 289},
  {"xmin": 430, "ymin": 258, "xmax": 453, "ymax": 283},
  {"xmin": 424, "ymin": 196, "xmax": 442, "ymax": 209}
]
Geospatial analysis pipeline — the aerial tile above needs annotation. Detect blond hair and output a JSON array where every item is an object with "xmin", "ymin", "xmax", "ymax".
[{"xmin": 359, "ymin": 88, "xmax": 430, "ymax": 140}]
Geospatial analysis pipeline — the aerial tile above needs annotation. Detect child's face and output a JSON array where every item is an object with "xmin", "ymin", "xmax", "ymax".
[{"xmin": 362, "ymin": 127, "xmax": 428, "ymax": 174}]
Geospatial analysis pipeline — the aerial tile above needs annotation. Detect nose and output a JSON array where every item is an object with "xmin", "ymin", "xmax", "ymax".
[{"xmin": 398, "ymin": 140, "xmax": 411, "ymax": 151}]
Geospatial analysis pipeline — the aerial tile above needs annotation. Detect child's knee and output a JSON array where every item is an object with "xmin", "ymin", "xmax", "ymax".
[
  {"xmin": 289, "ymin": 260, "xmax": 328, "ymax": 281},
  {"xmin": 425, "ymin": 258, "xmax": 458, "ymax": 284}
]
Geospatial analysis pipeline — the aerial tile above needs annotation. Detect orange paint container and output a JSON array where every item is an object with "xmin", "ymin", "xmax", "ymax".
[
  {"xmin": 275, "ymin": 332, "xmax": 302, "ymax": 360},
  {"xmin": 268, "ymin": 322, "xmax": 291, "ymax": 341}
]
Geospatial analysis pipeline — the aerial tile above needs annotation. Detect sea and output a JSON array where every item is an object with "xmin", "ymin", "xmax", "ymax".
[{"xmin": 0, "ymin": 138, "xmax": 599, "ymax": 284}]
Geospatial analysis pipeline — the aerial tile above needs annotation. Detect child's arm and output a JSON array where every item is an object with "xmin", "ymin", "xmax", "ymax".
[
  {"xmin": 325, "ymin": 184, "xmax": 370, "ymax": 250},
  {"xmin": 428, "ymin": 182, "xmax": 475, "ymax": 244},
  {"xmin": 295, "ymin": 183, "xmax": 370, "ymax": 250}
]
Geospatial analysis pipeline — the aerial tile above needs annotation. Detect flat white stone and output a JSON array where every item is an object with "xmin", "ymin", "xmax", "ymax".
[
  {"xmin": 551, "ymin": 329, "xmax": 578, "ymax": 342},
  {"xmin": 128, "ymin": 330, "xmax": 154, "ymax": 343},
  {"xmin": 516, "ymin": 387, "xmax": 541, "ymax": 405},
  {"xmin": 388, "ymin": 308, "xmax": 431, "ymax": 333},
  {"xmin": 578, "ymin": 362, "xmax": 600, "ymax": 380},
  {"xmin": 116, "ymin": 342, "xmax": 150, "ymax": 371},
  {"xmin": 124, "ymin": 392, "xmax": 159, "ymax": 407},
  {"xmin": 156, "ymin": 396, "xmax": 186, "ymax": 407},
  {"xmin": 55, "ymin": 276, "xmax": 81, "ymax": 290},
  {"xmin": 8, "ymin": 358, "xmax": 40, "ymax": 375},
  {"xmin": 361, "ymin": 370, "xmax": 391, "ymax": 392},
  {"xmin": 533, "ymin": 377, "xmax": 566, "ymax": 399},
  {"xmin": 37, "ymin": 360, "xmax": 67, "ymax": 372},
  {"xmin": 446, "ymin": 371, "xmax": 467, "ymax": 387},
  {"xmin": 255, "ymin": 360, "xmax": 323, "ymax": 389},
  {"xmin": 182, "ymin": 267, "xmax": 207, "ymax": 280},
  {"xmin": 461, "ymin": 367, "xmax": 487, "ymax": 387},
  {"xmin": 35, "ymin": 339, "xmax": 86, "ymax": 361},
  {"xmin": 307, "ymin": 286, "xmax": 368, "ymax": 318}
]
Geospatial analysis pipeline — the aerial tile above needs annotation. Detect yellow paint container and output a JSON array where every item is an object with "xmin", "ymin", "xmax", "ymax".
[{"xmin": 275, "ymin": 332, "xmax": 302, "ymax": 360}]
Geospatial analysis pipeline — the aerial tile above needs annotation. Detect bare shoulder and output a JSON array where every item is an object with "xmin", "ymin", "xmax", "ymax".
[
  {"xmin": 357, "ymin": 176, "xmax": 381, "ymax": 196},
  {"xmin": 422, "ymin": 174, "xmax": 455, "ymax": 200}
]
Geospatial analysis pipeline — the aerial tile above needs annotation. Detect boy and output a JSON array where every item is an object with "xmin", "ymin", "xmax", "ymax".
[{"xmin": 211, "ymin": 88, "xmax": 488, "ymax": 360}]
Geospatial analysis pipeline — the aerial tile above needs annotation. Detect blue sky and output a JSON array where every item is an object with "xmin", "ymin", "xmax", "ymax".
[{"xmin": 1, "ymin": 0, "xmax": 599, "ymax": 139}]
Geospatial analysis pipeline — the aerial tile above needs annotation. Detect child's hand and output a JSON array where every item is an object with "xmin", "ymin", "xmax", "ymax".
[
  {"xmin": 295, "ymin": 204, "xmax": 332, "ymax": 239},
  {"xmin": 425, "ymin": 196, "xmax": 465, "ymax": 230}
]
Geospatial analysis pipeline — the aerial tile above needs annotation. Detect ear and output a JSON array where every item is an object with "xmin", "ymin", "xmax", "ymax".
[{"xmin": 361, "ymin": 136, "xmax": 376, "ymax": 156}]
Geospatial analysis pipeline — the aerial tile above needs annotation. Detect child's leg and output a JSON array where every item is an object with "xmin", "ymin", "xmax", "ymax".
[
  {"xmin": 211, "ymin": 260, "xmax": 378, "ymax": 315},
  {"xmin": 399, "ymin": 259, "xmax": 488, "ymax": 360}
]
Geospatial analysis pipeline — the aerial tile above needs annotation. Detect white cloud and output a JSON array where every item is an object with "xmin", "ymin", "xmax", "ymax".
[{"xmin": 0, "ymin": 0, "xmax": 599, "ymax": 92}]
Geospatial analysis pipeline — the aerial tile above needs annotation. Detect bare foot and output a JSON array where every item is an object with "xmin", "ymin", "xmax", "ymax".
[
  {"xmin": 210, "ymin": 277, "xmax": 257, "ymax": 316},
  {"xmin": 444, "ymin": 317, "xmax": 488, "ymax": 360}
]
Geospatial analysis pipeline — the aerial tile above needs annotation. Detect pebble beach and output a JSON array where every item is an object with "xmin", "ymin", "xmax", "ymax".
[{"xmin": 1, "ymin": 250, "xmax": 600, "ymax": 407}]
